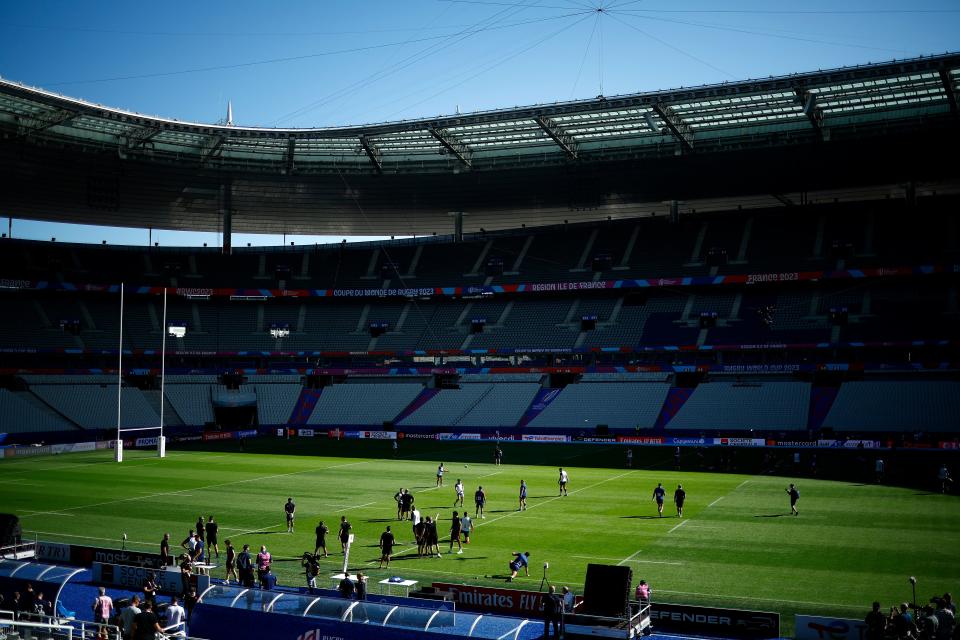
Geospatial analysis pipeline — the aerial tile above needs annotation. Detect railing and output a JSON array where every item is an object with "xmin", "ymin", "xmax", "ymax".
[
  {"xmin": 561, "ymin": 600, "xmax": 652, "ymax": 638},
  {"xmin": 0, "ymin": 610, "xmax": 120, "ymax": 640},
  {"xmin": 0, "ymin": 616, "xmax": 75, "ymax": 640},
  {"xmin": 0, "ymin": 540, "xmax": 35, "ymax": 560}
]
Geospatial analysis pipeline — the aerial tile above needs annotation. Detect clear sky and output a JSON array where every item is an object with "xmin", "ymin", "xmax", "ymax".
[{"xmin": 1, "ymin": 0, "xmax": 957, "ymax": 246}]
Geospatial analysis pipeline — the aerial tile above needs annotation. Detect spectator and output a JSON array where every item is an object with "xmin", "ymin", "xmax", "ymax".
[
  {"xmin": 256, "ymin": 545, "xmax": 272, "ymax": 583},
  {"xmin": 302, "ymin": 552, "xmax": 320, "ymax": 589},
  {"xmin": 22, "ymin": 583, "xmax": 35, "ymax": 614},
  {"xmin": 543, "ymin": 585, "xmax": 563, "ymax": 638},
  {"xmin": 224, "ymin": 539, "xmax": 238, "ymax": 584},
  {"xmin": 34, "ymin": 590, "xmax": 51, "ymax": 617},
  {"xmin": 944, "ymin": 593, "xmax": 956, "ymax": 615},
  {"xmin": 636, "ymin": 580, "xmax": 651, "ymax": 604},
  {"xmin": 192, "ymin": 534, "xmax": 206, "ymax": 566},
  {"xmin": 92, "ymin": 586, "xmax": 114, "ymax": 624},
  {"xmin": 338, "ymin": 572, "xmax": 355, "ymax": 599},
  {"xmin": 934, "ymin": 599, "xmax": 955, "ymax": 640},
  {"xmin": 260, "ymin": 566, "xmax": 277, "ymax": 590},
  {"xmin": 10, "ymin": 591, "xmax": 21, "ymax": 620},
  {"xmin": 562, "ymin": 586, "xmax": 575, "ymax": 613},
  {"xmin": 920, "ymin": 605, "xmax": 940, "ymax": 640},
  {"xmin": 356, "ymin": 572, "xmax": 367, "ymax": 601},
  {"xmin": 160, "ymin": 533, "xmax": 171, "ymax": 566},
  {"xmin": 184, "ymin": 588, "xmax": 198, "ymax": 623},
  {"xmin": 237, "ymin": 544, "xmax": 255, "ymax": 588},
  {"xmin": 180, "ymin": 529, "xmax": 196, "ymax": 555},
  {"xmin": 164, "ymin": 596, "xmax": 186, "ymax": 637},
  {"xmin": 865, "ymin": 601, "xmax": 887, "ymax": 640},
  {"xmin": 119, "ymin": 595, "xmax": 141, "ymax": 640},
  {"xmin": 205, "ymin": 516, "xmax": 220, "ymax": 558},
  {"xmin": 142, "ymin": 573, "xmax": 157, "ymax": 606},
  {"xmin": 179, "ymin": 553, "xmax": 193, "ymax": 595},
  {"xmin": 131, "ymin": 600, "xmax": 162, "ymax": 640},
  {"xmin": 890, "ymin": 603, "xmax": 918, "ymax": 640}
]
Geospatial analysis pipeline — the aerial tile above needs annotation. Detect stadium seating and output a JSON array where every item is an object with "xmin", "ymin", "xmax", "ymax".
[
  {"xmin": 666, "ymin": 381, "xmax": 810, "ymax": 431},
  {"xmin": 527, "ymin": 382, "xmax": 671, "ymax": 430},
  {"xmin": 399, "ymin": 384, "xmax": 494, "ymax": 426},
  {"xmin": 164, "ymin": 384, "xmax": 215, "ymax": 426},
  {"xmin": 823, "ymin": 381, "xmax": 960, "ymax": 432},
  {"xmin": 255, "ymin": 384, "xmax": 302, "ymax": 425},
  {"xmin": 456, "ymin": 382, "xmax": 541, "ymax": 427},
  {"xmin": 0, "ymin": 389, "xmax": 77, "ymax": 432},
  {"xmin": 30, "ymin": 384, "xmax": 159, "ymax": 429},
  {"xmin": 307, "ymin": 383, "xmax": 424, "ymax": 425}
]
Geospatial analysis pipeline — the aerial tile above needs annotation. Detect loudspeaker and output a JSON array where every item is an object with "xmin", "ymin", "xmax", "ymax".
[
  {"xmin": 0, "ymin": 513, "xmax": 22, "ymax": 546},
  {"xmin": 582, "ymin": 563, "xmax": 632, "ymax": 617}
]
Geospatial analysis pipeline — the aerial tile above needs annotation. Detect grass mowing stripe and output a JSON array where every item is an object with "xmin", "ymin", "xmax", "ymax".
[{"xmin": 18, "ymin": 459, "xmax": 370, "ymax": 519}]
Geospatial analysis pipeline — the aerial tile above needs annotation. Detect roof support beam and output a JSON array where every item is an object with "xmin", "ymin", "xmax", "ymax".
[
  {"xmin": 429, "ymin": 127, "xmax": 472, "ymax": 168},
  {"xmin": 795, "ymin": 88, "xmax": 825, "ymax": 139},
  {"xmin": 358, "ymin": 134, "xmax": 383, "ymax": 173},
  {"xmin": 16, "ymin": 109, "xmax": 77, "ymax": 139},
  {"xmin": 286, "ymin": 136, "xmax": 297, "ymax": 174},
  {"xmin": 534, "ymin": 115, "xmax": 577, "ymax": 160},
  {"xmin": 652, "ymin": 103, "xmax": 694, "ymax": 152},
  {"xmin": 201, "ymin": 135, "xmax": 225, "ymax": 166},
  {"xmin": 123, "ymin": 124, "xmax": 163, "ymax": 150},
  {"xmin": 939, "ymin": 67, "xmax": 958, "ymax": 117}
]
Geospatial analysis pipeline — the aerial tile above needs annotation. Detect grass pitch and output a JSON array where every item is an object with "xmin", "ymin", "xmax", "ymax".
[{"xmin": 1, "ymin": 440, "xmax": 957, "ymax": 635}]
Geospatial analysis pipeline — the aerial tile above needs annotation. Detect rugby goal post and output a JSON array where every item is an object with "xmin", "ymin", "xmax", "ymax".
[{"xmin": 115, "ymin": 284, "xmax": 168, "ymax": 462}]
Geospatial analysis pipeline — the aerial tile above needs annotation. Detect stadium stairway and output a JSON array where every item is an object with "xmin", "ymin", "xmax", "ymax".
[
  {"xmin": 807, "ymin": 386, "xmax": 840, "ymax": 431},
  {"xmin": 287, "ymin": 388, "xmax": 323, "ymax": 425},
  {"xmin": 653, "ymin": 387, "xmax": 695, "ymax": 430},
  {"xmin": 393, "ymin": 387, "xmax": 440, "ymax": 423}
]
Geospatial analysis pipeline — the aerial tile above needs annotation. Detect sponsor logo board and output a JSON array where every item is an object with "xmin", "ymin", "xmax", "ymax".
[
  {"xmin": 36, "ymin": 541, "xmax": 71, "ymax": 563},
  {"xmin": 398, "ymin": 433, "xmax": 438, "ymax": 440},
  {"xmin": 202, "ymin": 431, "xmax": 235, "ymax": 442},
  {"xmin": 438, "ymin": 433, "xmax": 483, "ymax": 441},
  {"xmin": 135, "ymin": 437, "xmax": 159, "ymax": 447},
  {"xmin": 360, "ymin": 431, "xmax": 398, "ymax": 440},
  {"xmin": 520, "ymin": 434, "xmax": 570, "ymax": 442},
  {"xmin": 297, "ymin": 429, "xmax": 315, "ymax": 437},
  {"xmin": 432, "ymin": 582, "xmax": 548, "ymax": 615},
  {"xmin": 616, "ymin": 436, "xmax": 664, "ymax": 445},
  {"xmin": 716, "ymin": 438, "xmax": 766, "ymax": 447},
  {"xmin": 795, "ymin": 615, "xmax": 868, "ymax": 640},
  {"xmin": 650, "ymin": 602, "xmax": 780, "ymax": 638}
]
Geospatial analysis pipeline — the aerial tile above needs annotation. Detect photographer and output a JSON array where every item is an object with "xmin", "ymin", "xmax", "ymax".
[
  {"xmin": 865, "ymin": 602, "xmax": 887, "ymax": 640},
  {"xmin": 890, "ymin": 603, "xmax": 918, "ymax": 640}
]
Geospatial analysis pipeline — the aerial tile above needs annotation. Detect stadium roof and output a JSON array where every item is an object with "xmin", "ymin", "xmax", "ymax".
[{"xmin": 2, "ymin": 53, "xmax": 958, "ymax": 175}]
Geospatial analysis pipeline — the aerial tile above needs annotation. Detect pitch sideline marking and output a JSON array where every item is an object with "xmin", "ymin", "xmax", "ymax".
[
  {"xmin": 736, "ymin": 479, "xmax": 750, "ymax": 489},
  {"xmin": 574, "ymin": 554, "xmax": 681, "ymax": 566},
  {"xmin": 707, "ymin": 496, "xmax": 724, "ymax": 508}
]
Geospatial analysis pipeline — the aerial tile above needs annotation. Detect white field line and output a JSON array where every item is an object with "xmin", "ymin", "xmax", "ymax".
[
  {"xmin": 573, "ymin": 554, "xmax": 681, "ymax": 567},
  {"xmin": 476, "ymin": 470, "xmax": 636, "ymax": 528},
  {"xmin": 478, "ymin": 471, "xmax": 502, "ymax": 478},
  {"xmin": 617, "ymin": 550, "xmax": 643, "ymax": 566},
  {"xmin": 18, "ymin": 510, "xmax": 73, "ymax": 517},
  {"xmin": 667, "ymin": 519, "xmax": 689, "ymax": 534},
  {"xmin": 18, "ymin": 460, "xmax": 370, "ymax": 519},
  {"xmin": 736, "ymin": 479, "xmax": 750, "ymax": 489},
  {"xmin": 708, "ymin": 496, "xmax": 724, "ymax": 508},
  {"xmin": 21, "ymin": 530, "xmax": 155, "ymax": 547}
]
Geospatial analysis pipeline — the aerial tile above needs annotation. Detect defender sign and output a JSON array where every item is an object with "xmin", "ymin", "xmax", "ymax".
[{"xmin": 650, "ymin": 602, "xmax": 780, "ymax": 638}]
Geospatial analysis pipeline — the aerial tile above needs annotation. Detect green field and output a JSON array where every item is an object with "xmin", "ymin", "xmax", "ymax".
[{"xmin": 2, "ymin": 440, "xmax": 958, "ymax": 635}]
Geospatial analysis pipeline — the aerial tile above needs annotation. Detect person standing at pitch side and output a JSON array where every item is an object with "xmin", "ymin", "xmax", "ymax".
[{"xmin": 674, "ymin": 484, "xmax": 686, "ymax": 518}]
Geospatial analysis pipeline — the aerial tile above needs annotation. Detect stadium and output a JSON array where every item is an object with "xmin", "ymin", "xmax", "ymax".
[{"xmin": 0, "ymin": 5, "xmax": 958, "ymax": 640}]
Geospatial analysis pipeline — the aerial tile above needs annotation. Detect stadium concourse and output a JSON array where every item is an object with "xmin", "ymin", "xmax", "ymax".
[{"xmin": 0, "ymin": 52, "xmax": 958, "ymax": 640}]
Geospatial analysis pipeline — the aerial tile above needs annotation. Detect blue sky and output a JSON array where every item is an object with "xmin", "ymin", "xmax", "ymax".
[{"xmin": 1, "ymin": 0, "xmax": 957, "ymax": 246}]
